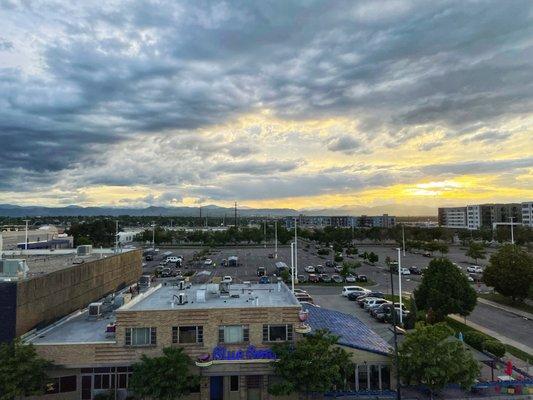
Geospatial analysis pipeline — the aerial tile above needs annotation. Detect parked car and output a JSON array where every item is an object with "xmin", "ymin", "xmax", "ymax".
[
  {"xmin": 466, "ymin": 265, "xmax": 483, "ymax": 274},
  {"xmin": 304, "ymin": 265, "xmax": 316, "ymax": 273},
  {"xmin": 353, "ymin": 291, "xmax": 384, "ymax": 303},
  {"xmin": 331, "ymin": 274, "xmax": 343, "ymax": 283},
  {"xmin": 308, "ymin": 274, "xmax": 320, "ymax": 283},
  {"xmin": 295, "ymin": 293, "xmax": 314, "ymax": 304},
  {"xmin": 409, "ymin": 266, "xmax": 422, "ymax": 275},
  {"xmin": 257, "ymin": 267, "xmax": 266, "ymax": 277},
  {"xmin": 145, "ymin": 254, "xmax": 154, "ymax": 261},
  {"xmin": 374, "ymin": 303, "xmax": 408, "ymax": 321},
  {"xmin": 166, "ymin": 256, "xmax": 180, "ymax": 263},
  {"xmin": 268, "ymin": 253, "xmax": 274, "ymax": 258},
  {"xmin": 345, "ymin": 274, "xmax": 357, "ymax": 283},
  {"xmin": 315, "ymin": 265, "xmax": 325, "ymax": 274},
  {"xmin": 297, "ymin": 274, "xmax": 308, "ymax": 283},
  {"xmin": 222, "ymin": 276, "xmax": 232, "ymax": 283},
  {"xmin": 204, "ymin": 259, "xmax": 213, "ymax": 266},
  {"xmin": 160, "ymin": 267, "xmax": 172, "ymax": 277},
  {"xmin": 293, "ymin": 289, "xmax": 308, "ymax": 295},
  {"xmin": 259, "ymin": 276, "xmax": 270, "ymax": 284},
  {"xmin": 399, "ymin": 267, "xmax": 410, "ymax": 275},
  {"xmin": 342, "ymin": 286, "xmax": 370, "ymax": 297},
  {"xmin": 364, "ymin": 298, "xmax": 390, "ymax": 311},
  {"xmin": 334, "ymin": 265, "xmax": 342, "ymax": 273},
  {"xmin": 319, "ymin": 274, "xmax": 332, "ymax": 282},
  {"xmin": 423, "ymin": 251, "xmax": 432, "ymax": 257},
  {"xmin": 325, "ymin": 261, "xmax": 334, "ymax": 268},
  {"xmin": 357, "ymin": 274, "xmax": 368, "ymax": 282}
]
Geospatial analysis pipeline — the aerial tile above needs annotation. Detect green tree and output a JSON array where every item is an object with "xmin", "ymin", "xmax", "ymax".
[
  {"xmin": 465, "ymin": 241, "xmax": 486, "ymax": 264},
  {"xmin": 340, "ymin": 261, "xmax": 361, "ymax": 277},
  {"xmin": 269, "ymin": 330, "xmax": 353, "ymax": 399},
  {"xmin": 483, "ymin": 244, "xmax": 533, "ymax": 302},
  {"xmin": 367, "ymin": 252, "xmax": 378, "ymax": 264},
  {"xmin": 414, "ymin": 258, "xmax": 477, "ymax": 322},
  {"xmin": 128, "ymin": 347, "xmax": 199, "ymax": 400},
  {"xmin": 398, "ymin": 323, "xmax": 480, "ymax": 398},
  {"xmin": 0, "ymin": 339, "xmax": 51, "ymax": 400}
]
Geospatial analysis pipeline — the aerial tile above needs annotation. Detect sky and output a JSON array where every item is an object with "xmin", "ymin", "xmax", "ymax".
[{"xmin": 0, "ymin": 0, "xmax": 532, "ymax": 212}]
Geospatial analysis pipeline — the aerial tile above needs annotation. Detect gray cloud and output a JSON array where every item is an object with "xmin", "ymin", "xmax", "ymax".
[
  {"xmin": 420, "ymin": 157, "xmax": 533, "ymax": 176},
  {"xmin": 0, "ymin": 0, "xmax": 532, "ymax": 203}
]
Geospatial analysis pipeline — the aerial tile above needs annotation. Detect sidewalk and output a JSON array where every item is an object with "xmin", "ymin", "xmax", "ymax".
[
  {"xmin": 449, "ymin": 315, "xmax": 533, "ymax": 356},
  {"xmin": 477, "ymin": 298, "xmax": 533, "ymax": 320}
]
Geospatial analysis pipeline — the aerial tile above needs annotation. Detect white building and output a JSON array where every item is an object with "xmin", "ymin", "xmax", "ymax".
[
  {"xmin": 437, "ymin": 207, "xmax": 467, "ymax": 229},
  {"xmin": 467, "ymin": 205, "xmax": 482, "ymax": 230},
  {"xmin": 522, "ymin": 202, "xmax": 533, "ymax": 228}
]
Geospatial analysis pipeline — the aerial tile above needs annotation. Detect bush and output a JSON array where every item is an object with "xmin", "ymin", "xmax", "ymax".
[
  {"xmin": 463, "ymin": 331, "xmax": 488, "ymax": 351},
  {"xmin": 334, "ymin": 255, "xmax": 343, "ymax": 262},
  {"xmin": 483, "ymin": 341, "xmax": 506, "ymax": 358},
  {"xmin": 317, "ymin": 248, "xmax": 330, "ymax": 256}
]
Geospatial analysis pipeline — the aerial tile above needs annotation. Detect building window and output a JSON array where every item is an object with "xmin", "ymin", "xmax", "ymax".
[
  {"xmin": 172, "ymin": 326, "xmax": 203, "ymax": 344},
  {"xmin": 218, "ymin": 325, "xmax": 249, "ymax": 343},
  {"xmin": 262, "ymin": 324, "xmax": 293, "ymax": 342},
  {"xmin": 381, "ymin": 365, "xmax": 391, "ymax": 390},
  {"xmin": 357, "ymin": 365, "xmax": 368, "ymax": 390},
  {"xmin": 125, "ymin": 327, "xmax": 156, "ymax": 346},
  {"xmin": 45, "ymin": 375, "xmax": 77, "ymax": 394},
  {"xmin": 369, "ymin": 365, "xmax": 380, "ymax": 390},
  {"xmin": 230, "ymin": 375, "xmax": 239, "ymax": 391}
]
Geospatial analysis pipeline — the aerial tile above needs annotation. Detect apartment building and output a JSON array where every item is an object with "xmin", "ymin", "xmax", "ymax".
[
  {"xmin": 522, "ymin": 202, "xmax": 533, "ymax": 228},
  {"xmin": 437, "ymin": 207, "xmax": 467, "ymax": 228},
  {"xmin": 283, "ymin": 214, "xmax": 396, "ymax": 229},
  {"xmin": 24, "ymin": 280, "xmax": 393, "ymax": 400}
]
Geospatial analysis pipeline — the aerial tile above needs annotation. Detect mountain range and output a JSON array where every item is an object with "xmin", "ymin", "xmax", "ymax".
[{"xmin": 0, "ymin": 204, "xmax": 437, "ymax": 217}]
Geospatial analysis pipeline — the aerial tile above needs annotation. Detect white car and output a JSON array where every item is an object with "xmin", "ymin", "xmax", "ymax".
[
  {"xmin": 466, "ymin": 265, "xmax": 483, "ymax": 274},
  {"xmin": 345, "ymin": 274, "xmax": 357, "ymax": 283},
  {"xmin": 293, "ymin": 289, "xmax": 308, "ymax": 295},
  {"xmin": 364, "ymin": 298, "xmax": 390, "ymax": 311},
  {"xmin": 222, "ymin": 276, "xmax": 232, "ymax": 283},
  {"xmin": 204, "ymin": 259, "xmax": 213, "ymax": 266},
  {"xmin": 304, "ymin": 265, "xmax": 316, "ymax": 273},
  {"xmin": 165, "ymin": 256, "xmax": 180, "ymax": 263},
  {"xmin": 342, "ymin": 286, "xmax": 370, "ymax": 297},
  {"xmin": 399, "ymin": 267, "xmax": 411, "ymax": 275}
]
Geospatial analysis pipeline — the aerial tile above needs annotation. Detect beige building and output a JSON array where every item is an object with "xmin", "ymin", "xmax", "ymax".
[{"xmin": 24, "ymin": 280, "xmax": 393, "ymax": 400}]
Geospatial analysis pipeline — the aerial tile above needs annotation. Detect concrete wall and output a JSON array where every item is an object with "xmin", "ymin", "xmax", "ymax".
[{"xmin": 16, "ymin": 250, "xmax": 142, "ymax": 337}]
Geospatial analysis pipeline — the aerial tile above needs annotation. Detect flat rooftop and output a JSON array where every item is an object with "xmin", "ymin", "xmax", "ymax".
[
  {"xmin": 122, "ymin": 282, "xmax": 300, "ymax": 311},
  {"xmin": 1, "ymin": 248, "xmax": 137, "ymax": 277},
  {"xmin": 27, "ymin": 310, "xmax": 115, "ymax": 345}
]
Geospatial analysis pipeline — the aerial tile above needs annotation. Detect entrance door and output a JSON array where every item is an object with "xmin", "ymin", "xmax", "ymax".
[
  {"xmin": 81, "ymin": 376, "xmax": 92, "ymax": 400},
  {"xmin": 246, "ymin": 375, "xmax": 262, "ymax": 400},
  {"xmin": 210, "ymin": 376, "xmax": 224, "ymax": 400}
]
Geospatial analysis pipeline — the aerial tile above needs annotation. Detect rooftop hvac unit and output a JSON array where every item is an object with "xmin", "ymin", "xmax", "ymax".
[
  {"xmin": 206, "ymin": 283, "xmax": 220, "ymax": 294},
  {"xmin": 77, "ymin": 245, "xmax": 93, "ymax": 256},
  {"xmin": 178, "ymin": 280, "xmax": 185, "ymax": 290},
  {"xmin": 0, "ymin": 259, "xmax": 29, "ymax": 278},
  {"xmin": 177, "ymin": 292, "xmax": 188, "ymax": 305},
  {"xmin": 139, "ymin": 275, "xmax": 151, "ymax": 289},
  {"xmin": 196, "ymin": 289, "xmax": 206, "ymax": 303},
  {"xmin": 220, "ymin": 281, "xmax": 230, "ymax": 296},
  {"xmin": 88, "ymin": 302, "xmax": 103, "ymax": 319}
]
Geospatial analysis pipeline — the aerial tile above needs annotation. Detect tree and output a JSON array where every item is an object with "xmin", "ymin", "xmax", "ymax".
[
  {"xmin": 367, "ymin": 252, "xmax": 378, "ymax": 264},
  {"xmin": 269, "ymin": 330, "xmax": 353, "ymax": 399},
  {"xmin": 398, "ymin": 323, "xmax": 480, "ymax": 398},
  {"xmin": 483, "ymin": 244, "xmax": 533, "ymax": 302},
  {"xmin": 414, "ymin": 258, "xmax": 477, "ymax": 322},
  {"xmin": 340, "ymin": 261, "xmax": 360, "ymax": 277},
  {"xmin": 0, "ymin": 339, "xmax": 51, "ymax": 400},
  {"xmin": 465, "ymin": 241, "xmax": 486, "ymax": 264},
  {"xmin": 128, "ymin": 347, "xmax": 199, "ymax": 400}
]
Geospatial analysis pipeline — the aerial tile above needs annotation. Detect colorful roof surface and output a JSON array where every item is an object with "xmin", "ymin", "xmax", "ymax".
[{"xmin": 303, "ymin": 304, "xmax": 392, "ymax": 356}]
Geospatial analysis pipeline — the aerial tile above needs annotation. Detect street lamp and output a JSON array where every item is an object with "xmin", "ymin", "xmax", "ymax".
[{"xmin": 397, "ymin": 247, "xmax": 403, "ymax": 325}]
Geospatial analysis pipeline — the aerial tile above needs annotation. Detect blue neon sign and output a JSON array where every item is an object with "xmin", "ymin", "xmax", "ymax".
[{"xmin": 212, "ymin": 345, "xmax": 277, "ymax": 361}]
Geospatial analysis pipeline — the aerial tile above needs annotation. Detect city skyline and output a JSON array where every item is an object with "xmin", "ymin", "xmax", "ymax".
[{"xmin": 1, "ymin": 1, "xmax": 532, "ymax": 209}]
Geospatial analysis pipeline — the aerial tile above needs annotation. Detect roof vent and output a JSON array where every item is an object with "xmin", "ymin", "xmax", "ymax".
[{"xmin": 88, "ymin": 302, "xmax": 103, "ymax": 319}]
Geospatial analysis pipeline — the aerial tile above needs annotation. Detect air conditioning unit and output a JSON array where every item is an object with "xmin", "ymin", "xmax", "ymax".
[
  {"xmin": 77, "ymin": 245, "xmax": 93, "ymax": 256},
  {"xmin": 178, "ymin": 280, "xmax": 185, "ymax": 290},
  {"xmin": 139, "ymin": 275, "xmax": 151, "ymax": 290},
  {"xmin": 88, "ymin": 302, "xmax": 103, "ymax": 319}
]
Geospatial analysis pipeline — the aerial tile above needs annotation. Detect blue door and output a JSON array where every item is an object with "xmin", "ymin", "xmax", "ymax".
[{"xmin": 210, "ymin": 376, "xmax": 223, "ymax": 400}]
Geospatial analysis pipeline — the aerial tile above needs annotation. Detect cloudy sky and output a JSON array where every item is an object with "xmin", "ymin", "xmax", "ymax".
[{"xmin": 0, "ymin": 0, "xmax": 532, "ymax": 211}]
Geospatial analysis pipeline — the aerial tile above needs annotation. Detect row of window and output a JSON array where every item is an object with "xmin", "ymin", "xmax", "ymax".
[{"xmin": 125, "ymin": 324, "xmax": 293, "ymax": 346}]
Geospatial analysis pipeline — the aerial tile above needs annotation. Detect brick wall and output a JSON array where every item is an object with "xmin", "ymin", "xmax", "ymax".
[{"xmin": 16, "ymin": 250, "xmax": 142, "ymax": 337}]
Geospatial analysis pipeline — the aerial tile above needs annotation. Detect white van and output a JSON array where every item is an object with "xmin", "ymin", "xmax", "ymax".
[
  {"xmin": 165, "ymin": 256, "xmax": 180, "ymax": 263},
  {"xmin": 342, "ymin": 286, "xmax": 370, "ymax": 297}
]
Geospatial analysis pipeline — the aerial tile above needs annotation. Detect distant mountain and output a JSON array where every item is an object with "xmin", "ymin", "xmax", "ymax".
[{"xmin": 0, "ymin": 203, "xmax": 437, "ymax": 217}]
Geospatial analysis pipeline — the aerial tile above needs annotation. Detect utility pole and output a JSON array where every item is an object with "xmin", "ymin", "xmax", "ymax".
[
  {"xmin": 264, "ymin": 220, "xmax": 267, "ymax": 248},
  {"xmin": 397, "ymin": 248, "xmax": 403, "ymax": 325},
  {"xmin": 389, "ymin": 265, "xmax": 402, "ymax": 400},
  {"xmin": 509, "ymin": 217, "xmax": 515, "ymax": 244},
  {"xmin": 294, "ymin": 218, "xmax": 298, "ymax": 283},
  {"xmin": 274, "ymin": 219, "xmax": 278, "ymax": 259},
  {"xmin": 23, "ymin": 219, "xmax": 29, "ymax": 251},
  {"xmin": 402, "ymin": 224, "xmax": 406, "ymax": 256},
  {"xmin": 290, "ymin": 242, "xmax": 295, "ymax": 292}
]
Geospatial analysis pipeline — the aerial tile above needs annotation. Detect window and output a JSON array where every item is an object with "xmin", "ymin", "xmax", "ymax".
[
  {"xmin": 218, "ymin": 325, "xmax": 248, "ymax": 343},
  {"xmin": 381, "ymin": 365, "xmax": 391, "ymax": 390},
  {"xmin": 46, "ymin": 376, "xmax": 77, "ymax": 394},
  {"xmin": 357, "ymin": 365, "xmax": 368, "ymax": 390},
  {"xmin": 230, "ymin": 375, "xmax": 239, "ymax": 391},
  {"xmin": 125, "ymin": 327, "xmax": 156, "ymax": 346},
  {"xmin": 369, "ymin": 365, "xmax": 380, "ymax": 390},
  {"xmin": 172, "ymin": 326, "xmax": 203, "ymax": 344},
  {"xmin": 262, "ymin": 324, "xmax": 293, "ymax": 342}
]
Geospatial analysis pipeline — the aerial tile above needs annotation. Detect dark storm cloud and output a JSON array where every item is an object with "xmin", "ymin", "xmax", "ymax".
[{"xmin": 0, "ymin": 0, "xmax": 532, "ymax": 195}]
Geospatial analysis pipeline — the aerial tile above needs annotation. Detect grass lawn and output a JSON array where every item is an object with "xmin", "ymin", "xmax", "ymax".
[
  {"xmin": 445, "ymin": 317, "xmax": 533, "ymax": 363},
  {"xmin": 384, "ymin": 294, "xmax": 412, "ymax": 308},
  {"xmin": 478, "ymin": 293, "xmax": 533, "ymax": 315}
]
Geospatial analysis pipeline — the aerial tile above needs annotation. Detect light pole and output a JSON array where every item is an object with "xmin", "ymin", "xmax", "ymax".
[
  {"xmin": 274, "ymin": 220, "xmax": 278, "ymax": 259},
  {"xmin": 402, "ymin": 225, "xmax": 406, "ymax": 256},
  {"xmin": 294, "ymin": 218, "xmax": 298, "ymax": 283},
  {"xmin": 115, "ymin": 220, "xmax": 119, "ymax": 254},
  {"xmin": 23, "ymin": 219, "xmax": 29, "ymax": 251},
  {"xmin": 264, "ymin": 220, "xmax": 267, "ymax": 248},
  {"xmin": 397, "ymin": 247, "xmax": 403, "ymax": 325},
  {"xmin": 290, "ymin": 242, "xmax": 295, "ymax": 292},
  {"xmin": 509, "ymin": 217, "xmax": 515, "ymax": 244},
  {"xmin": 151, "ymin": 221, "xmax": 155, "ymax": 250},
  {"xmin": 389, "ymin": 265, "xmax": 402, "ymax": 400}
]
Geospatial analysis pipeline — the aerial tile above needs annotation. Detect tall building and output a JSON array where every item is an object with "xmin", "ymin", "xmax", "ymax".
[
  {"xmin": 437, "ymin": 207, "xmax": 467, "ymax": 228},
  {"xmin": 521, "ymin": 202, "xmax": 533, "ymax": 228}
]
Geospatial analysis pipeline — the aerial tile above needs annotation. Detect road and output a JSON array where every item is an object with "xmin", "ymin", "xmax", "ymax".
[{"xmin": 140, "ymin": 243, "xmax": 533, "ymax": 350}]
